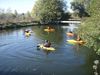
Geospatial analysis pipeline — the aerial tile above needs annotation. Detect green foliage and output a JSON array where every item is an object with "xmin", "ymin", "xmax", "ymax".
[
  {"xmin": 71, "ymin": 0, "xmax": 90, "ymax": 18},
  {"xmin": 32, "ymin": 0, "xmax": 66, "ymax": 22},
  {"xmin": 75, "ymin": 0, "xmax": 100, "ymax": 55}
]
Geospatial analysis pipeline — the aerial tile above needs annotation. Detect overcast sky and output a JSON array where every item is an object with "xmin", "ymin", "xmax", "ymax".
[{"xmin": 0, "ymin": 0, "xmax": 73, "ymax": 13}]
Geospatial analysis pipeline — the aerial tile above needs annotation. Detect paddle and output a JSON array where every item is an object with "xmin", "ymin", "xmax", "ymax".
[
  {"xmin": 36, "ymin": 45, "xmax": 40, "ymax": 50},
  {"xmin": 37, "ymin": 45, "xmax": 40, "ymax": 48}
]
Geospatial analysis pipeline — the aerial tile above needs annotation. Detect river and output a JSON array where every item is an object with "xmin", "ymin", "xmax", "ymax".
[{"xmin": 0, "ymin": 24, "xmax": 97, "ymax": 75}]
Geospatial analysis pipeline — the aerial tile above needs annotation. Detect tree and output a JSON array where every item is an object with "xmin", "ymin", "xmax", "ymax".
[
  {"xmin": 71, "ymin": 0, "xmax": 90, "ymax": 18},
  {"xmin": 75, "ymin": 0, "xmax": 100, "ymax": 55},
  {"xmin": 25, "ymin": 11, "xmax": 33, "ymax": 22},
  {"xmin": 32, "ymin": 0, "xmax": 66, "ymax": 22},
  {"xmin": 14, "ymin": 10, "xmax": 18, "ymax": 17}
]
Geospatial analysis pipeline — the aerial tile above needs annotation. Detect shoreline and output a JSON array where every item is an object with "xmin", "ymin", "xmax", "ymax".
[
  {"xmin": 0, "ymin": 21, "xmax": 69, "ymax": 30},
  {"xmin": 0, "ymin": 21, "xmax": 41, "ymax": 30}
]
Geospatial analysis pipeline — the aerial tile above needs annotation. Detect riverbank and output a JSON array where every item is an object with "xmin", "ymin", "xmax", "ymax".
[
  {"xmin": 76, "ymin": 0, "xmax": 100, "ymax": 55},
  {"xmin": 0, "ymin": 21, "xmax": 70, "ymax": 30},
  {"xmin": 0, "ymin": 21, "xmax": 41, "ymax": 30}
]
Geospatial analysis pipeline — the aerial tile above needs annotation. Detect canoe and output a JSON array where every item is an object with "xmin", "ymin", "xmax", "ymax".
[
  {"xmin": 66, "ymin": 33, "xmax": 74, "ymax": 36},
  {"xmin": 67, "ymin": 40, "xmax": 85, "ymax": 45},
  {"xmin": 44, "ymin": 29, "xmax": 55, "ymax": 32},
  {"xmin": 38, "ymin": 44, "xmax": 55, "ymax": 51}
]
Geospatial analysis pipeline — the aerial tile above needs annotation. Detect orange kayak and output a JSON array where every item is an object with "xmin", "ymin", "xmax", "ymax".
[
  {"xmin": 66, "ymin": 33, "xmax": 74, "ymax": 36},
  {"xmin": 44, "ymin": 29, "xmax": 55, "ymax": 32}
]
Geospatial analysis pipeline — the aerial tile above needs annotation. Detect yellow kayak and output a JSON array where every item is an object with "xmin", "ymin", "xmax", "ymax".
[
  {"xmin": 44, "ymin": 29, "xmax": 55, "ymax": 32},
  {"xmin": 25, "ymin": 32, "xmax": 31, "ymax": 36},
  {"xmin": 67, "ymin": 40, "xmax": 77, "ymax": 43},
  {"xmin": 67, "ymin": 40, "xmax": 85, "ymax": 45},
  {"xmin": 38, "ymin": 44, "xmax": 55, "ymax": 51}
]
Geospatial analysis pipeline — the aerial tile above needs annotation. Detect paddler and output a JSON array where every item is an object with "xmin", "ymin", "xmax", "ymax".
[{"xmin": 44, "ymin": 40, "xmax": 51, "ymax": 47}]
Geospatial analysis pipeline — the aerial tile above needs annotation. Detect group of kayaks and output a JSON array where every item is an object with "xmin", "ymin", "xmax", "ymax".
[
  {"xmin": 37, "ymin": 28, "xmax": 85, "ymax": 51},
  {"xmin": 66, "ymin": 32, "xmax": 85, "ymax": 45},
  {"xmin": 37, "ymin": 27, "xmax": 56, "ymax": 51}
]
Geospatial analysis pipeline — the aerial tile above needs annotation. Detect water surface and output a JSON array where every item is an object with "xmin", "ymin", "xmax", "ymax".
[{"xmin": 0, "ymin": 24, "xmax": 96, "ymax": 75}]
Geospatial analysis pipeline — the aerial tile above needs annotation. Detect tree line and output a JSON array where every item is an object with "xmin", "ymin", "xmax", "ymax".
[
  {"xmin": 0, "ymin": 0, "xmax": 71, "ymax": 26},
  {"xmin": 0, "ymin": 8, "xmax": 33, "ymax": 24},
  {"xmin": 32, "ymin": 0, "xmax": 71, "ymax": 23}
]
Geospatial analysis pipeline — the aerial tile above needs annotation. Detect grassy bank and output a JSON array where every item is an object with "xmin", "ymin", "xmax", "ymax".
[{"xmin": 76, "ymin": 0, "xmax": 100, "ymax": 55}]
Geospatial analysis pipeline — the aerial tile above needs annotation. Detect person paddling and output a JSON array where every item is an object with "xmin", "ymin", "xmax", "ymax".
[
  {"xmin": 47, "ymin": 26, "xmax": 50, "ymax": 29},
  {"xmin": 76, "ymin": 35, "xmax": 82, "ymax": 41},
  {"xmin": 76, "ymin": 35, "xmax": 86, "ymax": 45},
  {"xmin": 37, "ymin": 40, "xmax": 51, "ymax": 48},
  {"xmin": 43, "ymin": 40, "xmax": 51, "ymax": 47},
  {"xmin": 66, "ymin": 31, "xmax": 74, "ymax": 37}
]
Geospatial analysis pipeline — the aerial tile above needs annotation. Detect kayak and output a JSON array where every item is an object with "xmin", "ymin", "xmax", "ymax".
[
  {"xmin": 38, "ymin": 44, "xmax": 55, "ymax": 51},
  {"xmin": 66, "ymin": 33, "xmax": 74, "ymax": 36},
  {"xmin": 25, "ymin": 32, "xmax": 31, "ymax": 36},
  {"xmin": 67, "ymin": 40, "xmax": 76, "ymax": 45},
  {"xmin": 67, "ymin": 40, "xmax": 77, "ymax": 43},
  {"xmin": 44, "ymin": 29, "xmax": 55, "ymax": 32},
  {"xmin": 67, "ymin": 40, "xmax": 85, "ymax": 45}
]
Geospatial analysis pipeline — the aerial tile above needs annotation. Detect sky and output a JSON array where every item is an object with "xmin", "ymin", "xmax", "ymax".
[{"xmin": 0, "ymin": 0, "xmax": 73, "ymax": 13}]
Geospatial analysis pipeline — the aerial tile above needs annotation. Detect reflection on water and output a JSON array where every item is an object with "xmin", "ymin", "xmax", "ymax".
[{"xmin": 0, "ymin": 25, "xmax": 97, "ymax": 75}]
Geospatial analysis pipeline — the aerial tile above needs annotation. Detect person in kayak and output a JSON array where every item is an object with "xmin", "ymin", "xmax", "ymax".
[
  {"xmin": 66, "ymin": 31, "xmax": 74, "ymax": 37},
  {"xmin": 47, "ymin": 26, "xmax": 50, "ymax": 29},
  {"xmin": 76, "ymin": 35, "xmax": 86, "ymax": 45},
  {"xmin": 69, "ymin": 31, "xmax": 73, "ymax": 33},
  {"xmin": 76, "ymin": 35, "xmax": 82, "ymax": 41},
  {"xmin": 44, "ymin": 40, "xmax": 51, "ymax": 47}
]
